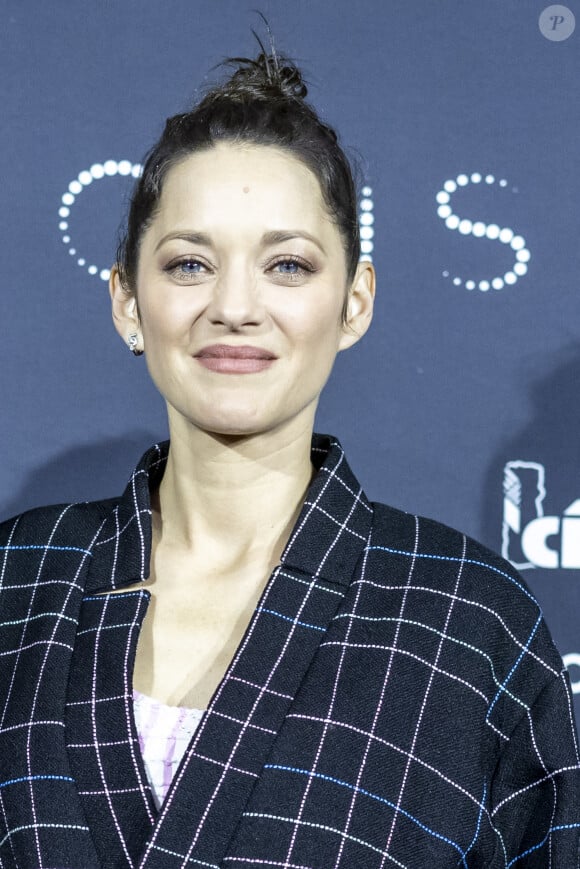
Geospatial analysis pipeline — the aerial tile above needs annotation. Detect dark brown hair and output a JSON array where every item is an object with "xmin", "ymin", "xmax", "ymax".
[{"xmin": 117, "ymin": 51, "xmax": 360, "ymax": 295}]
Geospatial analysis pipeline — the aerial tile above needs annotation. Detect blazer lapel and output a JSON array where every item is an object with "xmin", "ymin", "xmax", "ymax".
[
  {"xmin": 62, "ymin": 444, "xmax": 167, "ymax": 866},
  {"xmin": 64, "ymin": 590, "xmax": 157, "ymax": 868}
]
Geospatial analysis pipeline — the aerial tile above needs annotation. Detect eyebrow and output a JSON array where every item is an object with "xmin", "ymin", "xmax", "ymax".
[
  {"xmin": 154, "ymin": 229, "xmax": 326, "ymax": 254},
  {"xmin": 261, "ymin": 230, "xmax": 326, "ymax": 254},
  {"xmin": 155, "ymin": 232, "xmax": 211, "ymax": 252}
]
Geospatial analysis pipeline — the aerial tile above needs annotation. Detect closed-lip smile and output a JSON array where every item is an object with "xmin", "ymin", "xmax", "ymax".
[
  {"xmin": 195, "ymin": 344, "xmax": 277, "ymax": 359},
  {"xmin": 194, "ymin": 344, "xmax": 277, "ymax": 373}
]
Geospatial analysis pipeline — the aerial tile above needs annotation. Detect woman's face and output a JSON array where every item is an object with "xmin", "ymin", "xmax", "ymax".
[{"xmin": 111, "ymin": 143, "xmax": 374, "ymax": 440}]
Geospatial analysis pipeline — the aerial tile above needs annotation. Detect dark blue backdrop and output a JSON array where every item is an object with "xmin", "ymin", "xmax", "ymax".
[{"xmin": 1, "ymin": 0, "xmax": 579, "ymax": 726}]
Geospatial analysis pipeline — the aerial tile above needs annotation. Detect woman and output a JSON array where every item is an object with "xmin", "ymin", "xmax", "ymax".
[{"xmin": 0, "ymin": 51, "xmax": 579, "ymax": 869}]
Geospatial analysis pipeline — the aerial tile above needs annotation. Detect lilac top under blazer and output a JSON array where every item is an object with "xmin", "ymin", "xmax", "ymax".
[{"xmin": 1, "ymin": 434, "xmax": 579, "ymax": 868}]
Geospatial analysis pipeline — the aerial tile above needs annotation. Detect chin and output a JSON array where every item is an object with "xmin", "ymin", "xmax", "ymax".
[
  {"xmin": 190, "ymin": 411, "xmax": 274, "ymax": 439},
  {"xmin": 201, "ymin": 425, "xmax": 276, "ymax": 445}
]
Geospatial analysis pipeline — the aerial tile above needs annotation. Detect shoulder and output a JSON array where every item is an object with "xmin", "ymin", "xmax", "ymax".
[
  {"xmin": 0, "ymin": 441, "xmax": 167, "ymax": 551},
  {"xmin": 369, "ymin": 499, "xmax": 535, "ymax": 601},
  {"xmin": 370, "ymin": 500, "xmax": 522, "ymax": 578},
  {"xmin": 367, "ymin": 501, "xmax": 565, "ymax": 728},
  {"xmin": 0, "ymin": 497, "xmax": 119, "ymax": 550}
]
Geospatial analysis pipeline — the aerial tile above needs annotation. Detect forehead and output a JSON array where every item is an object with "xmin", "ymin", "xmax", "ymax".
[{"xmin": 150, "ymin": 143, "xmax": 336, "ymax": 239}]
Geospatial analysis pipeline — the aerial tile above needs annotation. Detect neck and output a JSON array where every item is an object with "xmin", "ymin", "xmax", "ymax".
[{"xmin": 154, "ymin": 415, "xmax": 316, "ymax": 569}]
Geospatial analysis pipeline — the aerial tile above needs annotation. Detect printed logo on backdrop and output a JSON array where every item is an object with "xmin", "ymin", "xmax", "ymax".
[
  {"xmin": 502, "ymin": 460, "xmax": 580, "ymax": 570},
  {"xmin": 564, "ymin": 653, "xmax": 580, "ymax": 696},
  {"xmin": 503, "ymin": 463, "xmax": 580, "ymax": 695},
  {"xmin": 59, "ymin": 163, "xmax": 375, "ymax": 281},
  {"xmin": 436, "ymin": 173, "xmax": 531, "ymax": 292}
]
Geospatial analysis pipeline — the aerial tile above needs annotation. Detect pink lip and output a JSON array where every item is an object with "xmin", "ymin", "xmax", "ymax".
[{"xmin": 194, "ymin": 344, "xmax": 277, "ymax": 374}]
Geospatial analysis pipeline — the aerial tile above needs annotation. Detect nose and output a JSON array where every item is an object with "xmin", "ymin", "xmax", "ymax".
[{"xmin": 206, "ymin": 263, "xmax": 265, "ymax": 330}]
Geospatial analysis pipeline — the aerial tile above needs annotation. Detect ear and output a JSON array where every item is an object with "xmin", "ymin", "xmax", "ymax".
[
  {"xmin": 109, "ymin": 265, "xmax": 142, "ymax": 351},
  {"xmin": 338, "ymin": 260, "xmax": 376, "ymax": 351}
]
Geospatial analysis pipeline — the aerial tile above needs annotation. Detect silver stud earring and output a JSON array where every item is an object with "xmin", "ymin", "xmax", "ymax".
[{"xmin": 128, "ymin": 333, "xmax": 143, "ymax": 356}]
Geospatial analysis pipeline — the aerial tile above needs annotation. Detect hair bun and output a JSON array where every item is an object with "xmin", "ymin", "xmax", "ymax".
[
  {"xmin": 220, "ymin": 52, "xmax": 308, "ymax": 102},
  {"xmin": 275, "ymin": 61, "xmax": 308, "ymax": 99}
]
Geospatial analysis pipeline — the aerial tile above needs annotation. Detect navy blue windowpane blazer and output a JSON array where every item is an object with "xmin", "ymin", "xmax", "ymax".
[{"xmin": 0, "ymin": 434, "xmax": 579, "ymax": 868}]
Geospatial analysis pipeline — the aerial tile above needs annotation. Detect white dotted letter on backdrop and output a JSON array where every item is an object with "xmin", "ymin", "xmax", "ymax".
[
  {"xmin": 359, "ymin": 186, "xmax": 374, "ymax": 262},
  {"xmin": 437, "ymin": 173, "xmax": 530, "ymax": 292},
  {"xmin": 58, "ymin": 160, "xmax": 142, "ymax": 282}
]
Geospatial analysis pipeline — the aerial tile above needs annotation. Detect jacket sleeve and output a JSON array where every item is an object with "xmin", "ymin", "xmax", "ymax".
[{"xmin": 490, "ymin": 669, "xmax": 580, "ymax": 867}]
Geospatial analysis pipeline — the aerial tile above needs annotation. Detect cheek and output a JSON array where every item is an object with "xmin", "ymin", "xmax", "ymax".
[
  {"xmin": 284, "ymin": 294, "xmax": 344, "ymax": 347},
  {"xmin": 276, "ymin": 280, "xmax": 346, "ymax": 339},
  {"xmin": 139, "ymin": 291, "xmax": 199, "ymax": 343}
]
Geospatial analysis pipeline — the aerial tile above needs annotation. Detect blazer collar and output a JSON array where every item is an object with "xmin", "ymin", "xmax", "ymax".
[{"xmin": 85, "ymin": 433, "xmax": 372, "ymax": 594}]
